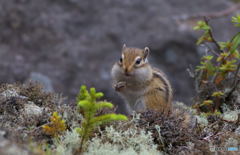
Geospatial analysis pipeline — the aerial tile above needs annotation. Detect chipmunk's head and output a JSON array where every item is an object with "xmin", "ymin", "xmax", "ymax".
[{"xmin": 118, "ymin": 44, "xmax": 151, "ymax": 77}]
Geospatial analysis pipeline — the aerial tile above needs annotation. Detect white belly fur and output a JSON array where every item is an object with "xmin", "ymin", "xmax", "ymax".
[{"xmin": 119, "ymin": 89, "xmax": 147, "ymax": 113}]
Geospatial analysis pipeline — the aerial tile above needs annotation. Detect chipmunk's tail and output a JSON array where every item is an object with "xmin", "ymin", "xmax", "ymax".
[{"xmin": 172, "ymin": 101, "xmax": 197, "ymax": 128}]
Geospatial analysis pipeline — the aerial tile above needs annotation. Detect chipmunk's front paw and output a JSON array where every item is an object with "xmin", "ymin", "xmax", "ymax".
[{"xmin": 113, "ymin": 81, "xmax": 126, "ymax": 91}]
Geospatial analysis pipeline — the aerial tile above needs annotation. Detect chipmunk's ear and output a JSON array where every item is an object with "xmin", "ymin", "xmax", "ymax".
[
  {"xmin": 143, "ymin": 47, "xmax": 150, "ymax": 59},
  {"xmin": 122, "ymin": 44, "xmax": 127, "ymax": 50}
]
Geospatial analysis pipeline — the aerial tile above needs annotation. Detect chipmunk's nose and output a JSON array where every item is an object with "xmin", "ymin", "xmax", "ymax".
[{"xmin": 124, "ymin": 68, "xmax": 130, "ymax": 76}]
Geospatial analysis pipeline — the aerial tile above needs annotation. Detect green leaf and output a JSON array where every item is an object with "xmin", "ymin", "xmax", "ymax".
[
  {"xmin": 229, "ymin": 32, "xmax": 240, "ymax": 54},
  {"xmin": 193, "ymin": 21, "xmax": 211, "ymax": 31},
  {"xmin": 219, "ymin": 59, "xmax": 237, "ymax": 72},
  {"xmin": 196, "ymin": 55, "xmax": 216, "ymax": 75},
  {"xmin": 201, "ymin": 100, "xmax": 213, "ymax": 106},
  {"xmin": 206, "ymin": 62, "xmax": 216, "ymax": 75},
  {"xmin": 212, "ymin": 91, "xmax": 224, "ymax": 97},
  {"xmin": 217, "ymin": 52, "xmax": 229, "ymax": 62},
  {"xmin": 196, "ymin": 32, "xmax": 212, "ymax": 45},
  {"xmin": 232, "ymin": 14, "xmax": 240, "ymax": 27},
  {"xmin": 203, "ymin": 55, "xmax": 214, "ymax": 61},
  {"xmin": 235, "ymin": 50, "xmax": 240, "ymax": 59},
  {"xmin": 218, "ymin": 41, "xmax": 231, "ymax": 50}
]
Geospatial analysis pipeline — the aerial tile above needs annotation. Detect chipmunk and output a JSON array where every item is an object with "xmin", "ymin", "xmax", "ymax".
[{"xmin": 111, "ymin": 44, "xmax": 173, "ymax": 114}]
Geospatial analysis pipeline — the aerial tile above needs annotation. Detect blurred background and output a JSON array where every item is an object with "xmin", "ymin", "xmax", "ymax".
[{"xmin": 0, "ymin": 0, "xmax": 239, "ymax": 113}]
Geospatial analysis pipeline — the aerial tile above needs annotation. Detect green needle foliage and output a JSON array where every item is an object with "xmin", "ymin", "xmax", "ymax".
[{"xmin": 75, "ymin": 85, "xmax": 128, "ymax": 153}]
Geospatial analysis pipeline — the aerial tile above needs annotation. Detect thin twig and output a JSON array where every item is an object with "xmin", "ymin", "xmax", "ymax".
[
  {"xmin": 225, "ymin": 63, "xmax": 240, "ymax": 100},
  {"xmin": 203, "ymin": 132, "xmax": 226, "ymax": 142},
  {"xmin": 204, "ymin": 17, "xmax": 223, "ymax": 53},
  {"xmin": 202, "ymin": 43, "xmax": 220, "ymax": 56},
  {"xmin": 226, "ymin": 78, "xmax": 240, "ymax": 100},
  {"xmin": 232, "ymin": 63, "xmax": 240, "ymax": 87},
  {"xmin": 202, "ymin": 17, "xmax": 224, "ymax": 84},
  {"xmin": 186, "ymin": 65, "xmax": 195, "ymax": 78},
  {"xmin": 176, "ymin": 3, "xmax": 240, "ymax": 21}
]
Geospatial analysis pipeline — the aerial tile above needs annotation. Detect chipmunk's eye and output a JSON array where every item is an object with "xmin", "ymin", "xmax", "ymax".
[
  {"xmin": 135, "ymin": 58, "xmax": 142, "ymax": 65},
  {"xmin": 119, "ymin": 57, "xmax": 123, "ymax": 63}
]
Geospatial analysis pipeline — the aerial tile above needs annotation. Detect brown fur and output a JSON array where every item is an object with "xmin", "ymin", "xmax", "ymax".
[
  {"xmin": 144, "ymin": 70, "xmax": 172, "ymax": 114},
  {"xmin": 152, "ymin": 68, "xmax": 173, "ymax": 104},
  {"xmin": 122, "ymin": 48, "xmax": 145, "ymax": 73},
  {"xmin": 112, "ymin": 46, "xmax": 173, "ymax": 114},
  {"xmin": 123, "ymin": 48, "xmax": 173, "ymax": 114}
]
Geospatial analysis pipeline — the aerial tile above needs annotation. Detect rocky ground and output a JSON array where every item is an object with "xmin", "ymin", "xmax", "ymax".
[
  {"xmin": 0, "ymin": 0, "xmax": 239, "ymax": 113},
  {"xmin": 0, "ymin": 82, "xmax": 240, "ymax": 155},
  {"xmin": 0, "ymin": 83, "xmax": 78, "ymax": 154}
]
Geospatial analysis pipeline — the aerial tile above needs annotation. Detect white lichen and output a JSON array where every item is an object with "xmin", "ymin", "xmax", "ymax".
[
  {"xmin": 85, "ymin": 126, "xmax": 161, "ymax": 155},
  {"xmin": 174, "ymin": 102, "xmax": 197, "ymax": 114},
  {"xmin": 155, "ymin": 125, "xmax": 164, "ymax": 146},
  {"xmin": 0, "ymin": 89, "xmax": 27, "ymax": 99},
  {"xmin": 235, "ymin": 126, "xmax": 240, "ymax": 135},
  {"xmin": 225, "ymin": 138, "xmax": 238, "ymax": 147},
  {"xmin": 222, "ymin": 110, "xmax": 239, "ymax": 122},
  {"xmin": 23, "ymin": 102, "xmax": 43, "ymax": 117},
  {"xmin": 195, "ymin": 115, "xmax": 208, "ymax": 126},
  {"xmin": 54, "ymin": 129, "xmax": 80, "ymax": 155}
]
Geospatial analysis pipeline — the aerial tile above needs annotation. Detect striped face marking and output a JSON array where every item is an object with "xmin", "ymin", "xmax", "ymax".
[{"xmin": 119, "ymin": 47, "xmax": 149, "ymax": 75}]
